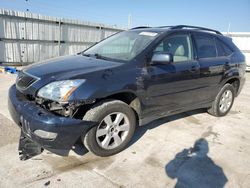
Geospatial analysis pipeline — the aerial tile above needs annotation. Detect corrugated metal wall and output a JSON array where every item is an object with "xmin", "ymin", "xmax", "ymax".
[{"xmin": 0, "ymin": 9, "xmax": 123, "ymax": 66}]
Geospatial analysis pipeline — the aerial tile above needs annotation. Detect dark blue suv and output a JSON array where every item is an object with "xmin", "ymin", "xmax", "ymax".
[{"xmin": 8, "ymin": 25, "xmax": 246, "ymax": 160}]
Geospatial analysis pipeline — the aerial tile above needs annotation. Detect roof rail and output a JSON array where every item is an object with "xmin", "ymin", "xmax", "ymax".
[
  {"xmin": 157, "ymin": 26, "xmax": 174, "ymax": 28},
  {"xmin": 130, "ymin": 25, "xmax": 222, "ymax": 35},
  {"xmin": 170, "ymin": 25, "xmax": 222, "ymax": 35},
  {"xmin": 130, "ymin": 26, "xmax": 151, "ymax": 30}
]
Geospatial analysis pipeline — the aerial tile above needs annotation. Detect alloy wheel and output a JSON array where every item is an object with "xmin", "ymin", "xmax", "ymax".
[
  {"xmin": 96, "ymin": 112, "xmax": 130, "ymax": 150},
  {"xmin": 219, "ymin": 90, "xmax": 233, "ymax": 113}
]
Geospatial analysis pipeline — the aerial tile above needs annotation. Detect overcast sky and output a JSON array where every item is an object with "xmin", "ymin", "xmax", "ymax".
[{"xmin": 0, "ymin": 0, "xmax": 250, "ymax": 32}]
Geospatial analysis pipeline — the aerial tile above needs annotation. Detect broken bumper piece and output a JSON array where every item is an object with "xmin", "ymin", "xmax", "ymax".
[
  {"xmin": 19, "ymin": 132, "xmax": 43, "ymax": 160},
  {"xmin": 8, "ymin": 85, "xmax": 96, "ymax": 160}
]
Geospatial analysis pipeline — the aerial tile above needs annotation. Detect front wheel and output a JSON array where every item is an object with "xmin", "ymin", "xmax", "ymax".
[
  {"xmin": 82, "ymin": 100, "xmax": 136, "ymax": 157},
  {"xmin": 207, "ymin": 83, "xmax": 235, "ymax": 117}
]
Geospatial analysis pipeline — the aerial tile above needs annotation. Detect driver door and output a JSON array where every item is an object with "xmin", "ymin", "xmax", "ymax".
[{"xmin": 143, "ymin": 33, "xmax": 201, "ymax": 117}]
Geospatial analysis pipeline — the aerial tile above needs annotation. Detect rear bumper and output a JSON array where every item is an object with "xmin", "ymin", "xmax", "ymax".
[{"xmin": 8, "ymin": 85, "xmax": 96, "ymax": 159}]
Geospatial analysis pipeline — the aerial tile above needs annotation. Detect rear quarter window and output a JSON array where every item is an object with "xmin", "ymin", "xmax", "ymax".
[{"xmin": 215, "ymin": 38, "xmax": 233, "ymax": 57}]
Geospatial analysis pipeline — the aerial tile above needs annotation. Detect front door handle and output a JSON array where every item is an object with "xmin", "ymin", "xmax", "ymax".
[{"xmin": 189, "ymin": 65, "xmax": 199, "ymax": 73}]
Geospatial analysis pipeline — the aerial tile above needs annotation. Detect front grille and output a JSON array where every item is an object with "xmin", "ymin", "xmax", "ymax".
[{"xmin": 16, "ymin": 71, "xmax": 38, "ymax": 90}]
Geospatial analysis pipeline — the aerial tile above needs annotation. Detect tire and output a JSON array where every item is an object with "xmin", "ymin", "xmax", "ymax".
[
  {"xmin": 82, "ymin": 99, "xmax": 136, "ymax": 157},
  {"xmin": 207, "ymin": 83, "xmax": 235, "ymax": 117}
]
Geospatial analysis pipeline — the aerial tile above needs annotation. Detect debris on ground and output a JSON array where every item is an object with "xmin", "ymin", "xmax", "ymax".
[
  {"xmin": 44, "ymin": 180, "xmax": 50, "ymax": 186},
  {"xmin": 0, "ymin": 66, "xmax": 19, "ymax": 74},
  {"xmin": 0, "ymin": 66, "xmax": 5, "ymax": 73}
]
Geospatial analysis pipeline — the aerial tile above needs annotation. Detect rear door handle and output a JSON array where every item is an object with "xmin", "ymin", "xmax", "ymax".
[{"xmin": 224, "ymin": 62, "xmax": 230, "ymax": 70}]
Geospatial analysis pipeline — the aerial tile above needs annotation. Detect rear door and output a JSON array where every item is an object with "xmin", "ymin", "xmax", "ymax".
[{"xmin": 193, "ymin": 33, "xmax": 228, "ymax": 102}]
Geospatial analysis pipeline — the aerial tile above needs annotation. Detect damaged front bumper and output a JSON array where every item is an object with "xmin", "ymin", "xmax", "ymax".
[
  {"xmin": 18, "ymin": 131, "xmax": 44, "ymax": 160},
  {"xmin": 8, "ymin": 85, "xmax": 96, "ymax": 160}
]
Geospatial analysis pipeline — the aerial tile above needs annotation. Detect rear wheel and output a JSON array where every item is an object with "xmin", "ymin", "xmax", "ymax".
[
  {"xmin": 207, "ymin": 83, "xmax": 235, "ymax": 117},
  {"xmin": 82, "ymin": 100, "xmax": 136, "ymax": 156}
]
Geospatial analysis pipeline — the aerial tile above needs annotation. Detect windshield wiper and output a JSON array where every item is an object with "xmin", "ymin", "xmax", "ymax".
[
  {"xmin": 93, "ymin": 53, "xmax": 107, "ymax": 60},
  {"xmin": 81, "ymin": 53, "xmax": 90, "ymax": 57},
  {"xmin": 82, "ymin": 53, "xmax": 109, "ymax": 60}
]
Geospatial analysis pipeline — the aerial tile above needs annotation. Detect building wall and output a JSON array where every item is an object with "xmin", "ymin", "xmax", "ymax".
[
  {"xmin": 224, "ymin": 32, "xmax": 250, "ymax": 66},
  {"xmin": 0, "ymin": 9, "xmax": 122, "ymax": 66}
]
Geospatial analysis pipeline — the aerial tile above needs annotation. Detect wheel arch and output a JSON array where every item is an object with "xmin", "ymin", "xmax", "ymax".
[
  {"xmin": 100, "ymin": 91, "xmax": 142, "ymax": 123},
  {"xmin": 223, "ymin": 77, "xmax": 240, "ymax": 96}
]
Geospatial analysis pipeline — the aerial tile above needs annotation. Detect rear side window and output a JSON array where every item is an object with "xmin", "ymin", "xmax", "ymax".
[
  {"xmin": 215, "ymin": 39, "xmax": 233, "ymax": 57},
  {"xmin": 194, "ymin": 34, "xmax": 217, "ymax": 58}
]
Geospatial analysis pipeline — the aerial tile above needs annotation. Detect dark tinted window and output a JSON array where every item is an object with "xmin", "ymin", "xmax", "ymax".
[
  {"xmin": 194, "ymin": 34, "xmax": 216, "ymax": 58},
  {"xmin": 215, "ymin": 39, "xmax": 233, "ymax": 57}
]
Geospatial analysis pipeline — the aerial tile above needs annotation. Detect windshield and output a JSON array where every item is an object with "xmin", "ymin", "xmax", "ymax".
[{"xmin": 82, "ymin": 30, "xmax": 159, "ymax": 61}]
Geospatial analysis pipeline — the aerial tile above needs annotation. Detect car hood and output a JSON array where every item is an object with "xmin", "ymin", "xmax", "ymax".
[{"xmin": 24, "ymin": 55, "xmax": 121, "ymax": 79}]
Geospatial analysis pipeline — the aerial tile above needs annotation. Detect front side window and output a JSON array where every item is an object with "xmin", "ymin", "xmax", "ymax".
[
  {"xmin": 83, "ymin": 30, "xmax": 159, "ymax": 61},
  {"xmin": 154, "ymin": 34, "xmax": 193, "ymax": 62},
  {"xmin": 194, "ymin": 34, "xmax": 217, "ymax": 58}
]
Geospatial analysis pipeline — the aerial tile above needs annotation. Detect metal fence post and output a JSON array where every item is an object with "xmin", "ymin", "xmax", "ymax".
[
  {"xmin": 99, "ymin": 26, "xmax": 105, "ymax": 40},
  {"xmin": 58, "ymin": 19, "xmax": 61, "ymax": 56}
]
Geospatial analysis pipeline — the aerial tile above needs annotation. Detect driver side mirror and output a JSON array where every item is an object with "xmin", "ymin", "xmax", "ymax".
[{"xmin": 151, "ymin": 53, "xmax": 173, "ymax": 65}]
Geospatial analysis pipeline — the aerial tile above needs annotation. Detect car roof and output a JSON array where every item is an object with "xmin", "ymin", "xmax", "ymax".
[{"xmin": 130, "ymin": 25, "xmax": 223, "ymax": 36}]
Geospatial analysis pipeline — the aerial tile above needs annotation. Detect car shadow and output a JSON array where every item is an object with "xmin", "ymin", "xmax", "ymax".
[
  {"xmin": 165, "ymin": 138, "xmax": 228, "ymax": 188},
  {"xmin": 129, "ymin": 108, "xmax": 206, "ymax": 147}
]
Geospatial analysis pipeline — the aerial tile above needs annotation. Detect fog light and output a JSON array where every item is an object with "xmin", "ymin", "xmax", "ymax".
[{"xmin": 34, "ymin": 130, "xmax": 57, "ymax": 139}]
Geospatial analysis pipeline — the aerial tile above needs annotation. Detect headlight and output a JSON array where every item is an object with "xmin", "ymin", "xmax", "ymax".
[{"xmin": 37, "ymin": 79, "xmax": 85, "ymax": 102}]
